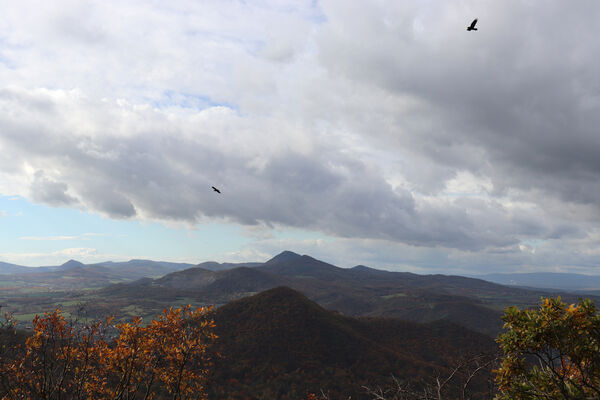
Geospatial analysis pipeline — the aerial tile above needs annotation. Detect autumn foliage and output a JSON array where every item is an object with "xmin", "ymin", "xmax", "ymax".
[
  {"xmin": 0, "ymin": 306, "xmax": 216, "ymax": 400},
  {"xmin": 495, "ymin": 297, "xmax": 600, "ymax": 399}
]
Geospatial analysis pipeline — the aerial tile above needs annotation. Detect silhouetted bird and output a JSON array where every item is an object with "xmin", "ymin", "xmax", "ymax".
[
  {"xmin": 467, "ymin": 18, "xmax": 478, "ymax": 31},
  {"xmin": 212, "ymin": 186, "xmax": 221, "ymax": 194}
]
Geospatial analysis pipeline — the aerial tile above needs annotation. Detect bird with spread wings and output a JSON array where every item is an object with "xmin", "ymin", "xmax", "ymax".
[{"xmin": 467, "ymin": 18, "xmax": 478, "ymax": 31}]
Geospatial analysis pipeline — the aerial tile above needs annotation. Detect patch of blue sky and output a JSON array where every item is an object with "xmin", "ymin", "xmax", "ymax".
[
  {"xmin": 0, "ymin": 195, "xmax": 252, "ymax": 266},
  {"xmin": 267, "ymin": 0, "xmax": 326, "ymax": 22},
  {"xmin": 152, "ymin": 90, "xmax": 239, "ymax": 112},
  {"xmin": 520, "ymin": 238, "xmax": 546, "ymax": 248},
  {"xmin": 307, "ymin": 0, "xmax": 327, "ymax": 24},
  {"xmin": 0, "ymin": 54, "xmax": 16, "ymax": 70},
  {"xmin": 0, "ymin": 39, "xmax": 18, "ymax": 69}
]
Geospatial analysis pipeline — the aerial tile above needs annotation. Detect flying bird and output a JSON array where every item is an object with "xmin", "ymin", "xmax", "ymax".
[
  {"xmin": 212, "ymin": 186, "xmax": 221, "ymax": 194},
  {"xmin": 467, "ymin": 18, "xmax": 478, "ymax": 31}
]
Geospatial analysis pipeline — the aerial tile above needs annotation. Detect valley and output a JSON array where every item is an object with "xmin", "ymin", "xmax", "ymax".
[
  {"xmin": 3, "ymin": 251, "xmax": 600, "ymax": 398},
  {"xmin": 1, "ymin": 251, "xmax": 594, "ymax": 337}
]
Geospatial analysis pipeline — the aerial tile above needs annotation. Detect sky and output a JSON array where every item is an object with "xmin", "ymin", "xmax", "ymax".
[{"xmin": 1, "ymin": 0, "xmax": 600, "ymax": 274}]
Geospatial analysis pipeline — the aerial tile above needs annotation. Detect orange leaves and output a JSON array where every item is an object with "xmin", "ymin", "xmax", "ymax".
[
  {"xmin": 144, "ymin": 306, "xmax": 217, "ymax": 399},
  {"xmin": 0, "ymin": 306, "xmax": 216, "ymax": 400}
]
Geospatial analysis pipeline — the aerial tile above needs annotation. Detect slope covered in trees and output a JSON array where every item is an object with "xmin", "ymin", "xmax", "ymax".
[
  {"xmin": 89, "ymin": 251, "xmax": 598, "ymax": 337},
  {"xmin": 5, "ymin": 286, "xmax": 600, "ymax": 399},
  {"xmin": 208, "ymin": 286, "xmax": 497, "ymax": 399},
  {"xmin": 6, "ymin": 251, "xmax": 597, "ymax": 339}
]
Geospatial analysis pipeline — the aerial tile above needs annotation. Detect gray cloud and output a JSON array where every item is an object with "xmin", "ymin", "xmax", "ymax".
[
  {"xmin": 30, "ymin": 171, "xmax": 78, "ymax": 206},
  {"xmin": 316, "ymin": 0, "xmax": 600, "ymax": 217},
  {"xmin": 0, "ymin": 87, "xmax": 581, "ymax": 251}
]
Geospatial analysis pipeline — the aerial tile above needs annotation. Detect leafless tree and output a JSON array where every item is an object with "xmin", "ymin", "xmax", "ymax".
[{"xmin": 363, "ymin": 351, "xmax": 501, "ymax": 400}]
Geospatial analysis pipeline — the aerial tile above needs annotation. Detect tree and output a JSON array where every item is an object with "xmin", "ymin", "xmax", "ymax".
[
  {"xmin": 305, "ymin": 351, "xmax": 499, "ymax": 400},
  {"xmin": 0, "ymin": 305, "xmax": 216, "ymax": 400},
  {"xmin": 360, "ymin": 352, "xmax": 499, "ymax": 400},
  {"xmin": 0, "ymin": 307, "xmax": 22, "ymax": 395},
  {"xmin": 495, "ymin": 297, "xmax": 600, "ymax": 399}
]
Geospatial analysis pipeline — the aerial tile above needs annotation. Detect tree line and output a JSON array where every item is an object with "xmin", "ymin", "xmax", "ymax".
[{"xmin": 2, "ymin": 296, "xmax": 600, "ymax": 399}]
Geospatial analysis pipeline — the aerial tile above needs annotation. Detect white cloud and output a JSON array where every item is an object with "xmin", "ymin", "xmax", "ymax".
[
  {"xmin": 3, "ymin": 86, "xmax": 565, "ymax": 251},
  {"xmin": 20, "ymin": 236, "xmax": 80, "ymax": 241},
  {"xmin": 18, "ymin": 233, "xmax": 109, "ymax": 241}
]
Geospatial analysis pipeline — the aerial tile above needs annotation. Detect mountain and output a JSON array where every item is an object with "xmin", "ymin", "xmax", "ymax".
[
  {"xmin": 89, "ymin": 250, "xmax": 589, "ymax": 337},
  {"xmin": 58, "ymin": 259, "xmax": 87, "ymax": 270},
  {"xmin": 260, "ymin": 253, "xmax": 349, "ymax": 281},
  {"xmin": 194, "ymin": 260, "xmax": 262, "ymax": 272},
  {"xmin": 92, "ymin": 259, "xmax": 195, "ymax": 278},
  {"xmin": 0, "ymin": 259, "xmax": 196, "ymax": 291},
  {"xmin": 264, "ymin": 249, "xmax": 304, "ymax": 264},
  {"xmin": 208, "ymin": 287, "xmax": 498, "ymax": 400},
  {"xmin": 0, "ymin": 262, "xmax": 33, "ymax": 274},
  {"xmin": 0, "ymin": 259, "xmax": 91, "ymax": 275},
  {"xmin": 477, "ymin": 272, "xmax": 600, "ymax": 292},
  {"xmin": 7, "ymin": 251, "xmax": 598, "ymax": 339},
  {"xmin": 1, "ymin": 264, "xmax": 128, "ymax": 290},
  {"xmin": 100, "ymin": 266, "xmax": 287, "ymax": 305}
]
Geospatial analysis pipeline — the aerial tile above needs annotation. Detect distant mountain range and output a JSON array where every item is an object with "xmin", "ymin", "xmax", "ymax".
[
  {"xmin": 87, "ymin": 251, "xmax": 599, "ymax": 338},
  {"xmin": 6, "ymin": 251, "xmax": 598, "ymax": 398},
  {"xmin": 4, "ymin": 253, "xmax": 600, "ymax": 292},
  {"xmin": 0, "ymin": 259, "xmax": 196, "ymax": 289},
  {"xmin": 0, "ymin": 261, "xmax": 35, "ymax": 274},
  {"xmin": 4, "ymin": 251, "xmax": 599, "ymax": 338},
  {"xmin": 0, "ymin": 259, "xmax": 194, "ymax": 275},
  {"xmin": 0, "ymin": 258, "xmax": 263, "ymax": 289}
]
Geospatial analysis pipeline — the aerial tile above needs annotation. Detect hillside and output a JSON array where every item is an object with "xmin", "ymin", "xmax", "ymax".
[
  {"xmin": 93, "ymin": 259, "xmax": 195, "ymax": 279},
  {"xmin": 101, "ymin": 266, "xmax": 287, "ymax": 303},
  {"xmin": 4, "ymin": 251, "xmax": 597, "ymax": 337},
  {"xmin": 195, "ymin": 260, "xmax": 263, "ymax": 271},
  {"xmin": 208, "ymin": 287, "xmax": 498, "ymax": 400},
  {"xmin": 0, "ymin": 261, "xmax": 42, "ymax": 274},
  {"xmin": 52, "ymin": 251, "xmax": 597, "ymax": 337},
  {"xmin": 0, "ymin": 259, "xmax": 195, "ymax": 291},
  {"xmin": 88, "ymin": 252, "xmax": 504, "ymax": 335}
]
